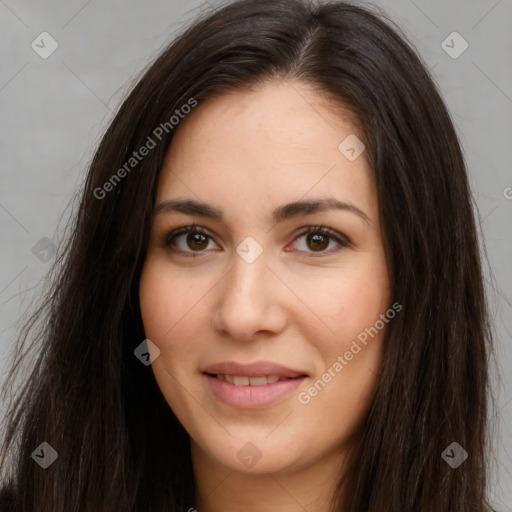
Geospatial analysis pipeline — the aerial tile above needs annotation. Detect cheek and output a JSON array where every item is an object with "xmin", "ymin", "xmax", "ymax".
[
  {"xmin": 140, "ymin": 259, "xmax": 198, "ymax": 339},
  {"xmin": 139, "ymin": 258, "xmax": 217, "ymax": 376},
  {"xmin": 293, "ymin": 252, "xmax": 389, "ymax": 412},
  {"xmin": 292, "ymin": 255, "xmax": 390, "ymax": 350},
  {"xmin": 138, "ymin": 259, "xmax": 205, "ymax": 410}
]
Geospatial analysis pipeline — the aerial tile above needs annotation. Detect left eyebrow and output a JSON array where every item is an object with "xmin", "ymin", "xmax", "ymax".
[
  {"xmin": 153, "ymin": 197, "xmax": 372, "ymax": 225},
  {"xmin": 272, "ymin": 198, "xmax": 372, "ymax": 225}
]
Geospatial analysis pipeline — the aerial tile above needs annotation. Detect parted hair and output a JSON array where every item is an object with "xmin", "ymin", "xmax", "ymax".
[{"xmin": 0, "ymin": 1, "xmax": 496, "ymax": 511}]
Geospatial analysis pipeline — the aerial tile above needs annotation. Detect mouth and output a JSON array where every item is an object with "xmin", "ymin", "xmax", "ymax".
[
  {"xmin": 204, "ymin": 373, "xmax": 307, "ymax": 386},
  {"xmin": 202, "ymin": 367, "xmax": 309, "ymax": 409},
  {"xmin": 201, "ymin": 360, "xmax": 310, "ymax": 408}
]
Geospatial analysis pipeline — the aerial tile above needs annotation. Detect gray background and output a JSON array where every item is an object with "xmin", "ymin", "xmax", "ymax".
[{"xmin": 0, "ymin": 0, "xmax": 511, "ymax": 508}]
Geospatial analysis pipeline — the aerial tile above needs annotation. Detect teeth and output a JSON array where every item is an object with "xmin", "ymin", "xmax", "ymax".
[
  {"xmin": 233, "ymin": 376, "xmax": 249, "ymax": 386},
  {"xmin": 216, "ymin": 374, "xmax": 282, "ymax": 386},
  {"xmin": 247, "ymin": 376, "xmax": 269, "ymax": 386}
]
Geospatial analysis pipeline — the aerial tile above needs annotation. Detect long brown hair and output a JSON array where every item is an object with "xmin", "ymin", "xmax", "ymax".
[{"xmin": 0, "ymin": 1, "xmax": 496, "ymax": 510}]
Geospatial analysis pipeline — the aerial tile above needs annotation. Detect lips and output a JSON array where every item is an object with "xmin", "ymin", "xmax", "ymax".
[
  {"xmin": 202, "ymin": 360, "xmax": 308, "ymax": 380},
  {"xmin": 202, "ymin": 361, "xmax": 309, "ymax": 408}
]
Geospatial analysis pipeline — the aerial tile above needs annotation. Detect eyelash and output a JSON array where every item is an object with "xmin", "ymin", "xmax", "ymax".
[{"xmin": 163, "ymin": 224, "xmax": 350, "ymax": 258}]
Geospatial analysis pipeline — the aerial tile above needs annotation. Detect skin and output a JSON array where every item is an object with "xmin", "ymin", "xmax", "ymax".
[{"xmin": 139, "ymin": 79, "xmax": 391, "ymax": 512}]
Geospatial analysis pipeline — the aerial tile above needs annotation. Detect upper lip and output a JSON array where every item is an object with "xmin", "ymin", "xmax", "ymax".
[{"xmin": 202, "ymin": 361, "xmax": 308, "ymax": 378}]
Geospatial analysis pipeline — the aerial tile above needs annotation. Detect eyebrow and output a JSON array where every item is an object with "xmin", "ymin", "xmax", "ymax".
[{"xmin": 153, "ymin": 197, "xmax": 372, "ymax": 225}]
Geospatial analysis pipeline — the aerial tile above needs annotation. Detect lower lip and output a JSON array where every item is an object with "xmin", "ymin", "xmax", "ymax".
[{"xmin": 204, "ymin": 373, "xmax": 307, "ymax": 409}]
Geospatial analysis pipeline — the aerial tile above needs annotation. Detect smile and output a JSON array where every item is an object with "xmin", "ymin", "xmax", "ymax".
[
  {"xmin": 203, "ymin": 372, "xmax": 308, "ymax": 409},
  {"xmin": 211, "ymin": 374, "xmax": 296, "ymax": 386}
]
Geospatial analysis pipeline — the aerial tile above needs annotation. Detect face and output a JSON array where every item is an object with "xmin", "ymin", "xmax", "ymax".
[{"xmin": 139, "ymin": 80, "xmax": 391, "ymax": 477}]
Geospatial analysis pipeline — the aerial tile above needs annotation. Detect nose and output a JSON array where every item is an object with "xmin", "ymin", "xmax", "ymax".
[{"xmin": 211, "ymin": 246, "xmax": 288, "ymax": 342}]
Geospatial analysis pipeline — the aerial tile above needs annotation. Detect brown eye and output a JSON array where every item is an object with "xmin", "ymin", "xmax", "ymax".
[
  {"xmin": 306, "ymin": 233, "xmax": 329, "ymax": 251},
  {"xmin": 290, "ymin": 226, "xmax": 349, "ymax": 256},
  {"xmin": 165, "ymin": 226, "xmax": 219, "ymax": 255},
  {"xmin": 186, "ymin": 232, "xmax": 208, "ymax": 251}
]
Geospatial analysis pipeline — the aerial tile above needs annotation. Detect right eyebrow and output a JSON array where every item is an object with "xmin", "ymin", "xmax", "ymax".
[{"xmin": 153, "ymin": 197, "xmax": 372, "ymax": 225}]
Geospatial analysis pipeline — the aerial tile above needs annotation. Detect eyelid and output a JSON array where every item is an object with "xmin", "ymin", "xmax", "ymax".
[
  {"xmin": 292, "ymin": 225, "xmax": 351, "ymax": 252},
  {"xmin": 163, "ymin": 224, "xmax": 219, "ymax": 256},
  {"xmin": 163, "ymin": 223, "xmax": 208, "ymax": 245},
  {"xmin": 162, "ymin": 223, "xmax": 350, "ymax": 256}
]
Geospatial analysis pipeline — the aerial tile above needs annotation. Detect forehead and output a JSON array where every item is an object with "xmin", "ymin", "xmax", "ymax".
[{"xmin": 156, "ymin": 80, "xmax": 377, "ymax": 225}]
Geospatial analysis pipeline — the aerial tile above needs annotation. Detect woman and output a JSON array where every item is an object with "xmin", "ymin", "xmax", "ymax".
[{"xmin": 0, "ymin": 0, "xmax": 496, "ymax": 510}]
